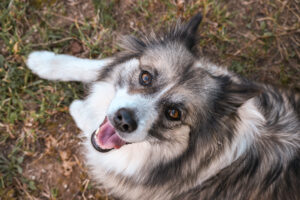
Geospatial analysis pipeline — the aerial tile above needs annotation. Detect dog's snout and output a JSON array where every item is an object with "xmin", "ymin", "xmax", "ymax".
[{"xmin": 113, "ymin": 108, "xmax": 137, "ymax": 133}]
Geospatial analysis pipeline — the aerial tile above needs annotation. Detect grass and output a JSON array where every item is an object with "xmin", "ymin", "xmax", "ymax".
[{"xmin": 0, "ymin": 0, "xmax": 299, "ymax": 199}]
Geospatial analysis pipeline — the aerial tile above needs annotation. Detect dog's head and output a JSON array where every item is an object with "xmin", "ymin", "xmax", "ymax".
[{"xmin": 92, "ymin": 13, "xmax": 260, "ymax": 157}]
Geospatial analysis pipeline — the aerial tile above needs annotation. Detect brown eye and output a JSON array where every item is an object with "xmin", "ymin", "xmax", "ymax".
[
  {"xmin": 139, "ymin": 71, "xmax": 152, "ymax": 86},
  {"xmin": 166, "ymin": 107, "xmax": 181, "ymax": 121}
]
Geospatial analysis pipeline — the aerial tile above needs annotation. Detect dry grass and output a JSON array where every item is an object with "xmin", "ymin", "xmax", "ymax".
[{"xmin": 0, "ymin": 0, "xmax": 299, "ymax": 199}]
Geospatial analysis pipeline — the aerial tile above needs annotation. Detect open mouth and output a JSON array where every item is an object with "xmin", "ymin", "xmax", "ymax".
[{"xmin": 91, "ymin": 116, "xmax": 127, "ymax": 153}]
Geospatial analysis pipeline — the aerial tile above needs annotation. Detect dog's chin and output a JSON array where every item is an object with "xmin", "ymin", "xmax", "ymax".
[{"xmin": 91, "ymin": 116, "xmax": 129, "ymax": 153}]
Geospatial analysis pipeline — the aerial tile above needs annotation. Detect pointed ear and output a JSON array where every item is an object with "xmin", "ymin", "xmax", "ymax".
[
  {"xmin": 176, "ymin": 13, "xmax": 202, "ymax": 50},
  {"xmin": 225, "ymin": 81, "xmax": 261, "ymax": 108},
  {"xmin": 118, "ymin": 35, "xmax": 147, "ymax": 54},
  {"xmin": 216, "ymin": 76, "xmax": 262, "ymax": 114}
]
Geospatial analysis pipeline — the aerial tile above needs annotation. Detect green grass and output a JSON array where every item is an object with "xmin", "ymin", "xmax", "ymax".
[
  {"xmin": 93, "ymin": 0, "xmax": 117, "ymax": 28},
  {"xmin": 0, "ymin": 0, "xmax": 299, "ymax": 199},
  {"xmin": 0, "ymin": 0, "xmax": 99, "ymax": 198}
]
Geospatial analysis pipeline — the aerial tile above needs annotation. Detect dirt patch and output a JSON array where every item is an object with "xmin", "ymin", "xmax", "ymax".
[
  {"xmin": 24, "ymin": 157, "xmax": 83, "ymax": 199},
  {"xmin": 22, "ymin": 113, "xmax": 110, "ymax": 199},
  {"xmin": 227, "ymin": 0, "xmax": 299, "ymax": 87}
]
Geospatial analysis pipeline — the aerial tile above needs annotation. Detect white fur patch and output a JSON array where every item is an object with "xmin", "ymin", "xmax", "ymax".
[
  {"xmin": 233, "ymin": 99, "xmax": 265, "ymax": 157},
  {"xmin": 70, "ymin": 82, "xmax": 115, "ymax": 134},
  {"xmin": 27, "ymin": 51, "xmax": 112, "ymax": 82}
]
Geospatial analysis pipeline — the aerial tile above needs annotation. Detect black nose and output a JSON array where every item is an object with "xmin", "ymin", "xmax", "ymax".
[{"xmin": 113, "ymin": 108, "xmax": 137, "ymax": 133}]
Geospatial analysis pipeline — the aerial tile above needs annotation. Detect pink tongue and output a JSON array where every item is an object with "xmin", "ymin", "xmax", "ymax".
[{"xmin": 96, "ymin": 118, "xmax": 126, "ymax": 149}]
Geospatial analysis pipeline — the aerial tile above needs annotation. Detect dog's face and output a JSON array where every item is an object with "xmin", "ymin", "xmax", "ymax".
[
  {"xmin": 92, "ymin": 43, "xmax": 213, "ymax": 152},
  {"xmin": 91, "ymin": 13, "xmax": 259, "ymax": 155},
  {"xmin": 107, "ymin": 44, "xmax": 213, "ymax": 140},
  {"xmin": 91, "ymin": 14, "xmax": 208, "ymax": 153}
]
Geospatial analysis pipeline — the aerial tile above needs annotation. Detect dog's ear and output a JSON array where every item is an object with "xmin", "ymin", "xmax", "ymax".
[
  {"xmin": 173, "ymin": 13, "xmax": 202, "ymax": 51},
  {"xmin": 215, "ymin": 76, "xmax": 262, "ymax": 114},
  {"xmin": 225, "ymin": 81, "xmax": 261, "ymax": 107},
  {"xmin": 118, "ymin": 35, "xmax": 147, "ymax": 54}
]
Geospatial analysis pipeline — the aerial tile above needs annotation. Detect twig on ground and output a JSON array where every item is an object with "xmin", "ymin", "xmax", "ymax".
[{"xmin": 31, "ymin": 37, "xmax": 75, "ymax": 47}]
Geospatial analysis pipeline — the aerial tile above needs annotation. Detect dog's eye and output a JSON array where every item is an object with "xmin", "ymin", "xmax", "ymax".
[
  {"xmin": 165, "ymin": 107, "xmax": 181, "ymax": 121},
  {"xmin": 139, "ymin": 71, "xmax": 152, "ymax": 86}
]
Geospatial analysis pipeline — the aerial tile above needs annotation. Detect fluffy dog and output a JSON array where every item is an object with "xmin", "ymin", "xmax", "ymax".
[{"xmin": 27, "ymin": 14, "xmax": 300, "ymax": 200}]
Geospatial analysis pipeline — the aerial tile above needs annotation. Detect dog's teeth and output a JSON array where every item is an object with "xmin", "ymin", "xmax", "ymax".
[{"xmin": 95, "ymin": 127, "xmax": 100, "ymax": 136}]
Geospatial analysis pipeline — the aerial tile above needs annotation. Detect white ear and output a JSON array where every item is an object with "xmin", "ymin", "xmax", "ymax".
[
  {"xmin": 27, "ymin": 51, "xmax": 113, "ymax": 82},
  {"xmin": 69, "ymin": 100, "xmax": 86, "ymax": 131},
  {"xmin": 69, "ymin": 82, "xmax": 115, "ymax": 135}
]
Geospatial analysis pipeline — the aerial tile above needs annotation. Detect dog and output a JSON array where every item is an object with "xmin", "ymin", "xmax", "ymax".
[{"xmin": 26, "ymin": 13, "xmax": 300, "ymax": 200}]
